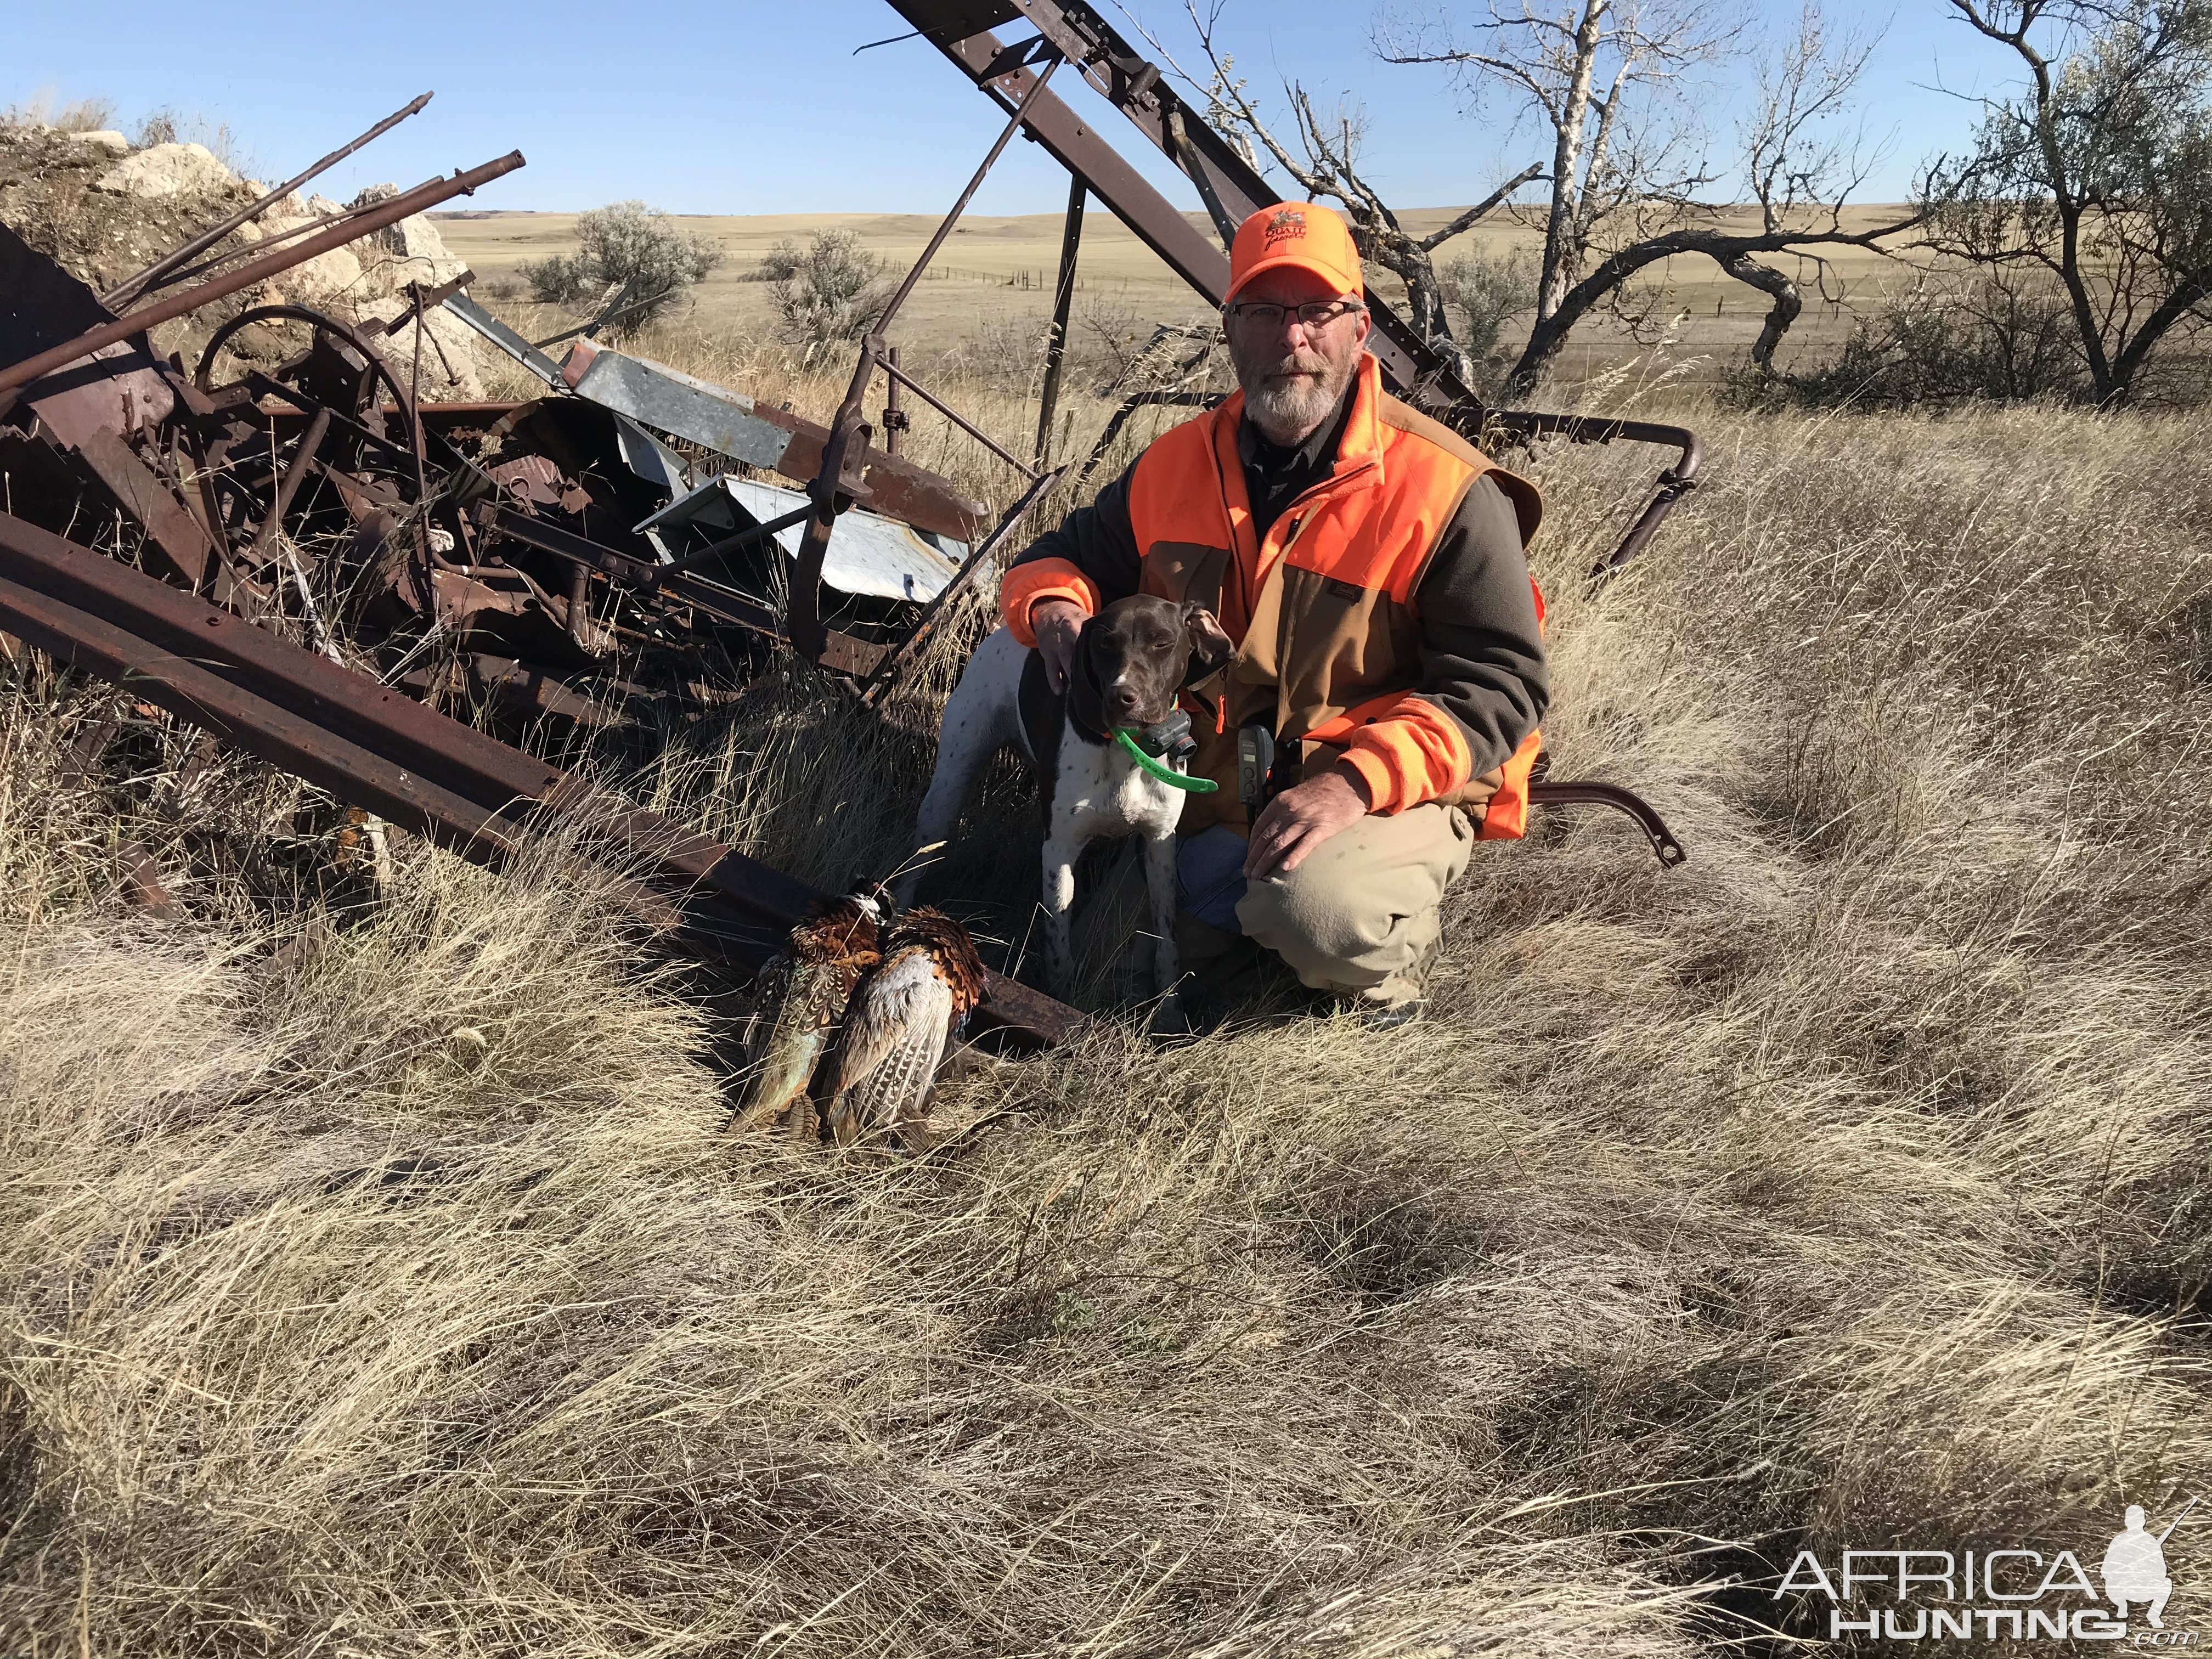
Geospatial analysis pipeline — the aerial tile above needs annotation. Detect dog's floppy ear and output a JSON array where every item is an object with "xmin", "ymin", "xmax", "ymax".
[
  {"xmin": 1181, "ymin": 605, "xmax": 1234, "ymax": 679},
  {"xmin": 1066, "ymin": 613, "xmax": 1111, "ymax": 735}
]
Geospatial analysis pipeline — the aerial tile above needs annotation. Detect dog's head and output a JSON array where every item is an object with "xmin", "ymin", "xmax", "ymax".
[{"xmin": 1068, "ymin": 595, "xmax": 1234, "ymax": 735}]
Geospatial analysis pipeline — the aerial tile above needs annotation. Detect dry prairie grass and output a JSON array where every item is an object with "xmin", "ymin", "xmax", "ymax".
[{"xmin": 2, "ymin": 375, "xmax": 2211, "ymax": 1656}]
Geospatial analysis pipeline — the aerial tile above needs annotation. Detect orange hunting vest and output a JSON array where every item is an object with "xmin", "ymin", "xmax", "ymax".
[{"xmin": 1126, "ymin": 356, "xmax": 1545, "ymax": 837}]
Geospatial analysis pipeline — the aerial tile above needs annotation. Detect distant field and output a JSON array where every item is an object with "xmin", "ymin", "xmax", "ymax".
[{"xmin": 432, "ymin": 202, "xmax": 1924, "ymax": 386}]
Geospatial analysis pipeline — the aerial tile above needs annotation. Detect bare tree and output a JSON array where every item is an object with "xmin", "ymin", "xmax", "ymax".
[
  {"xmin": 1377, "ymin": 0, "xmax": 1914, "ymax": 386},
  {"xmin": 1925, "ymin": 0, "xmax": 2212, "ymax": 404},
  {"xmin": 1131, "ymin": 3, "xmax": 1543, "ymax": 385},
  {"xmin": 1717, "ymin": 3, "xmax": 1887, "ymax": 369},
  {"xmin": 1742, "ymin": 4, "xmax": 1881, "ymax": 236},
  {"xmin": 1376, "ymin": 0, "xmax": 1724, "ymax": 325}
]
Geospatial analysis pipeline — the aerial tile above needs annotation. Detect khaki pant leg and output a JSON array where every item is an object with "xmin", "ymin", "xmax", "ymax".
[{"xmin": 1235, "ymin": 803, "xmax": 1474, "ymax": 1003}]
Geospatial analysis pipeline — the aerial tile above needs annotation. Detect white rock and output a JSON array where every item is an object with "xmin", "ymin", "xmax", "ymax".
[
  {"xmin": 70, "ymin": 130, "xmax": 130, "ymax": 155},
  {"xmin": 245, "ymin": 186, "xmax": 306, "ymax": 216},
  {"xmin": 285, "ymin": 246, "xmax": 366, "ymax": 308},
  {"xmin": 347, "ymin": 183, "xmax": 401, "ymax": 216},
  {"xmin": 396, "ymin": 215, "xmax": 455, "ymax": 263},
  {"xmin": 93, "ymin": 142, "xmax": 237, "ymax": 199},
  {"xmin": 353, "ymin": 213, "xmax": 467, "ymax": 300},
  {"xmin": 234, "ymin": 212, "xmax": 306, "ymax": 244},
  {"xmin": 305, "ymin": 194, "xmax": 344, "ymax": 219}
]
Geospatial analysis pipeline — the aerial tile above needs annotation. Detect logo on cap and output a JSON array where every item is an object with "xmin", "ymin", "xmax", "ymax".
[{"xmin": 1263, "ymin": 208, "xmax": 1307, "ymax": 246}]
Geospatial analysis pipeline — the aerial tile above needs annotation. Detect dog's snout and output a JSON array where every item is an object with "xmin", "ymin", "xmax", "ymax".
[{"xmin": 1108, "ymin": 679, "xmax": 1142, "ymax": 713}]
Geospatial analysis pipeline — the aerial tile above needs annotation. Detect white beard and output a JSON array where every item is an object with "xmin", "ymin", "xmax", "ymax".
[{"xmin": 1237, "ymin": 350, "xmax": 1357, "ymax": 444}]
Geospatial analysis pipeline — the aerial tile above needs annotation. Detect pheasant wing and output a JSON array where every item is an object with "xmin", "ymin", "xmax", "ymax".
[
  {"xmin": 829, "ymin": 951, "xmax": 956, "ymax": 1148},
  {"xmin": 728, "ymin": 952, "xmax": 844, "ymax": 1132}
]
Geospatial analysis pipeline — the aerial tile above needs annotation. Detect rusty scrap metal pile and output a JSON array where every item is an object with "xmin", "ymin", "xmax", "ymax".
[
  {"xmin": 0, "ymin": 100, "xmax": 1079, "ymax": 1046},
  {"xmin": 0, "ymin": 115, "xmax": 1003, "ymax": 735}
]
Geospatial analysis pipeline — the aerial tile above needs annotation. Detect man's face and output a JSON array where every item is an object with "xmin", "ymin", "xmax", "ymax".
[{"xmin": 1223, "ymin": 265, "xmax": 1371, "ymax": 445}]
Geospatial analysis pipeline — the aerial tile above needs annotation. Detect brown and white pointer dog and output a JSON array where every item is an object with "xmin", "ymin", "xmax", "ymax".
[{"xmin": 899, "ymin": 595, "xmax": 1230, "ymax": 1006}]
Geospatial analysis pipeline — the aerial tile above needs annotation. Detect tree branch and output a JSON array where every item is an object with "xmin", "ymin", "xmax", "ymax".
[
  {"xmin": 1417, "ymin": 163, "xmax": 1548, "ymax": 251},
  {"xmin": 1510, "ymin": 211, "xmax": 1925, "ymax": 387}
]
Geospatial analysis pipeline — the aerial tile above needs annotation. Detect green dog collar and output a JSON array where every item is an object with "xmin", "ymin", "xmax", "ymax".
[{"xmin": 1114, "ymin": 727, "xmax": 1220, "ymax": 793}]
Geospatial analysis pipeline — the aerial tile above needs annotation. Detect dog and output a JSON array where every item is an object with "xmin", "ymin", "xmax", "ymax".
[{"xmin": 900, "ymin": 595, "xmax": 1230, "ymax": 1008}]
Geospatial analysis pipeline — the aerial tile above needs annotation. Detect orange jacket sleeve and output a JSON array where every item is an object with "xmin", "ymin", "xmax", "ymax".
[
  {"xmin": 1336, "ymin": 695, "xmax": 1472, "ymax": 814},
  {"xmin": 999, "ymin": 557, "xmax": 1101, "ymax": 646},
  {"xmin": 998, "ymin": 464, "xmax": 1143, "ymax": 644}
]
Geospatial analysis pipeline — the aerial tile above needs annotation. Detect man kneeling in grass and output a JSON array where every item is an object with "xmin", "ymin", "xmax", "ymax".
[{"xmin": 1000, "ymin": 202, "xmax": 1549, "ymax": 1026}]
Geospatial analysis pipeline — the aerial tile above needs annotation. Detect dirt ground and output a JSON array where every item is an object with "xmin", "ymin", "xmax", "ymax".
[{"xmin": 433, "ymin": 201, "xmax": 1923, "ymax": 389}]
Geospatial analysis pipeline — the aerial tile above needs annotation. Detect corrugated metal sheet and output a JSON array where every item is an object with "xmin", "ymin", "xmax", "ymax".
[
  {"xmin": 567, "ymin": 347, "xmax": 795, "ymax": 469},
  {"xmin": 637, "ymin": 475, "xmax": 966, "ymax": 602}
]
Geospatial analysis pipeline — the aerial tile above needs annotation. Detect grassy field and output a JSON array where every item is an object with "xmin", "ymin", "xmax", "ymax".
[
  {"xmin": 3, "ymin": 273, "xmax": 2210, "ymax": 1656},
  {"xmin": 435, "ymin": 201, "xmax": 1918, "ymax": 390}
]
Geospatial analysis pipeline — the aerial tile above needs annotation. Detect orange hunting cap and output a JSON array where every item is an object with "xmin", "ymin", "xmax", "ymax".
[{"xmin": 1226, "ymin": 202, "xmax": 1363, "ymax": 301}]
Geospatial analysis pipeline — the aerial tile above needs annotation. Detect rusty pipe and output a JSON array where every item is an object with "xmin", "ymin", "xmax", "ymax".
[
  {"xmin": 100, "ymin": 92, "xmax": 436, "ymax": 309},
  {"xmin": 566, "ymin": 557, "xmax": 591, "ymax": 649},
  {"xmin": 1527, "ymin": 779, "xmax": 1686, "ymax": 866},
  {"xmin": 248, "ymin": 405, "xmax": 332, "ymax": 567},
  {"xmin": 0, "ymin": 151, "xmax": 524, "ymax": 410},
  {"xmin": 1480, "ymin": 410, "xmax": 1703, "ymax": 580}
]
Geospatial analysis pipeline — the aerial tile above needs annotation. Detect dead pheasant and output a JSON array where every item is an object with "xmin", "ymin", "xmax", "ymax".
[
  {"xmin": 727, "ymin": 888, "xmax": 883, "ymax": 1137},
  {"xmin": 826, "ymin": 906, "xmax": 986, "ymax": 1150}
]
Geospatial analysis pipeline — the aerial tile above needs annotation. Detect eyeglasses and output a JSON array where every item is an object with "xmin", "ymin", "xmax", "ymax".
[{"xmin": 1222, "ymin": 298, "xmax": 1366, "ymax": 330}]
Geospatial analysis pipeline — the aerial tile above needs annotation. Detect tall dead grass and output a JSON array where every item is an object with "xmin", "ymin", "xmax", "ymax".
[{"xmin": 2, "ymin": 382, "xmax": 2210, "ymax": 1655}]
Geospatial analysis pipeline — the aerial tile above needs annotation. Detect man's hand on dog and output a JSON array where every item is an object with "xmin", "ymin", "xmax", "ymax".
[
  {"xmin": 1031, "ymin": 599, "xmax": 1087, "ymax": 696},
  {"xmin": 1245, "ymin": 765, "xmax": 1372, "ymax": 879}
]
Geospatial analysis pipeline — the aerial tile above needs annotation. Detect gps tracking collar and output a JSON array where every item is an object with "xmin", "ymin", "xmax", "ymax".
[{"xmin": 1114, "ymin": 708, "xmax": 1218, "ymax": 793}]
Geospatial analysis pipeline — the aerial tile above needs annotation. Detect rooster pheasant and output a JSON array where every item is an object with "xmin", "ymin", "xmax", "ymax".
[
  {"xmin": 728, "ymin": 889, "xmax": 883, "ymax": 1138},
  {"xmin": 826, "ymin": 907, "xmax": 987, "ymax": 1150}
]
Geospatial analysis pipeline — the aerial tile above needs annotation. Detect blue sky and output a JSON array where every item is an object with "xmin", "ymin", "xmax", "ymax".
[{"xmin": 4, "ymin": 2, "xmax": 2018, "ymax": 217}]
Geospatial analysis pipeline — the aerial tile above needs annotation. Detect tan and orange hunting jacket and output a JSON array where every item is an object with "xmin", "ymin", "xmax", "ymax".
[{"xmin": 1001, "ymin": 353, "xmax": 1550, "ymax": 838}]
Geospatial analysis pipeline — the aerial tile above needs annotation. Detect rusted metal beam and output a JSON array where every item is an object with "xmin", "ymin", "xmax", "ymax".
[
  {"xmin": 68, "ymin": 428, "xmax": 215, "ymax": 589},
  {"xmin": 885, "ymin": 3, "xmax": 1435, "ymax": 390},
  {"xmin": 882, "ymin": 345, "xmax": 907, "ymax": 458},
  {"xmin": 0, "ymin": 558, "xmax": 531, "ymax": 856},
  {"xmin": 0, "ymin": 509, "xmax": 1084, "ymax": 1046},
  {"xmin": 1035, "ymin": 174, "xmax": 1085, "ymax": 463},
  {"xmin": 116, "ymin": 840, "xmax": 179, "ymax": 917},
  {"xmin": 247, "ymin": 405, "xmax": 331, "ymax": 567},
  {"xmin": 877, "ymin": 354, "xmax": 1040, "ymax": 480},
  {"xmin": 0, "ymin": 153, "xmax": 526, "ymax": 410},
  {"xmin": 790, "ymin": 47, "xmax": 1064, "ymax": 663}
]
